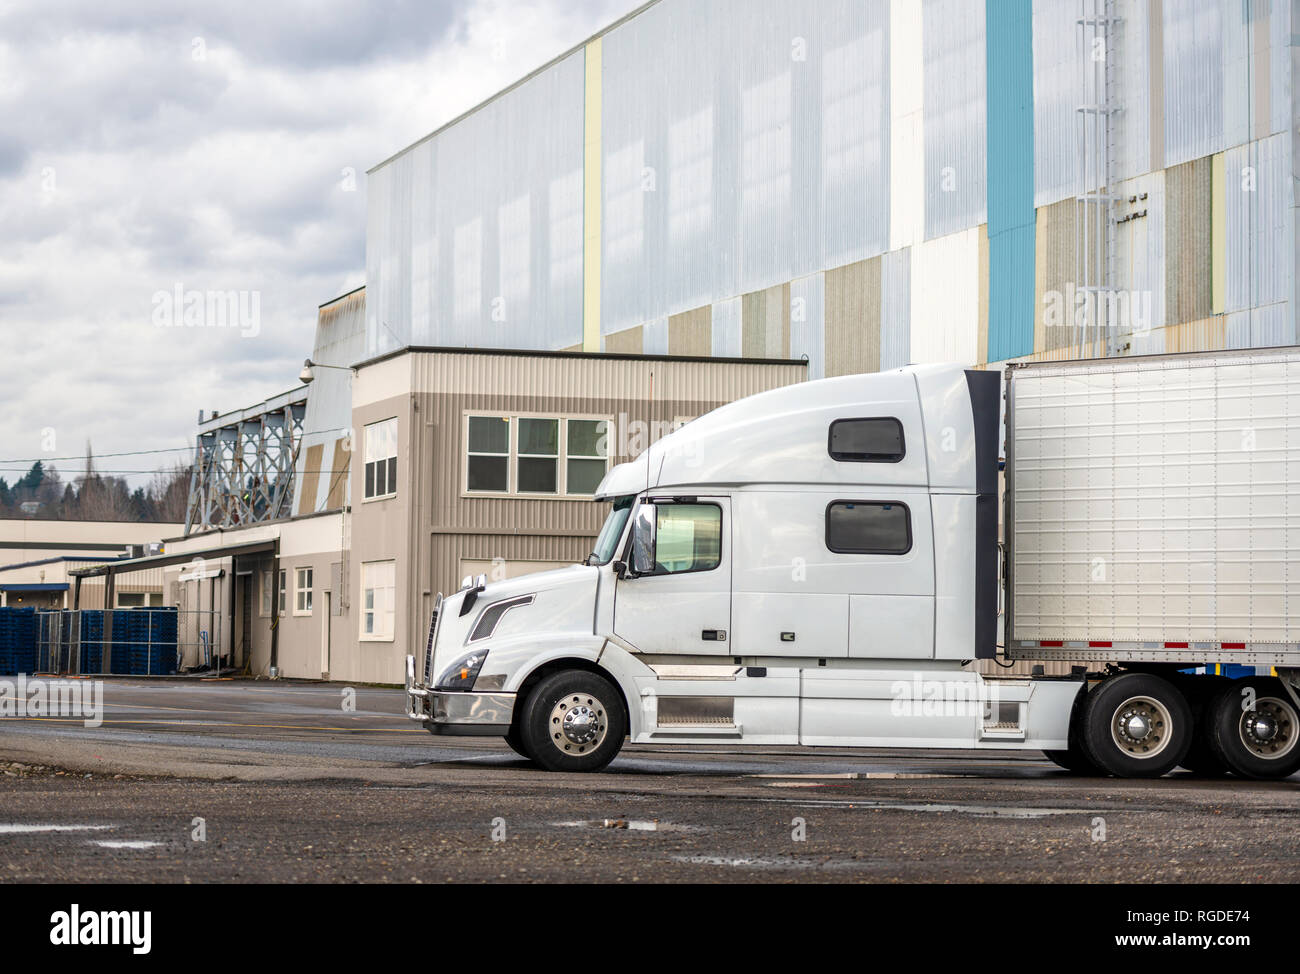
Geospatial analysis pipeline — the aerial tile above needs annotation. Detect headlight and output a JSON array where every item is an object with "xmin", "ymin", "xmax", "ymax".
[{"xmin": 435, "ymin": 650, "xmax": 489, "ymax": 691}]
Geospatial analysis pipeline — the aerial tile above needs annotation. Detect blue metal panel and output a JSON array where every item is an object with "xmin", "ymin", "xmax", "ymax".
[{"xmin": 985, "ymin": 0, "xmax": 1035, "ymax": 362}]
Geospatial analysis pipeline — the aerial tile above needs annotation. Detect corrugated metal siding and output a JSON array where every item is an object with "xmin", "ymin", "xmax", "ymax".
[
  {"xmin": 1032, "ymin": 198, "xmax": 1089, "ymax": 353},
  {"xmin": 1163, "ymin": 156, "xmax": 1213, "ymax": 325},
  {"xmin": 824, "ymin": 257, "xmax": 881, "ymax": 376},
  {"xmin": 1162, "ymin": 0, "xmax": 1259, "ymax": 167},
  {"xmin": 1031, "ymin": 0, "xmax": 1083, "ymax": 205},
  {"xmin": 642, "ymin": 315, "xmax": 669, "ymax": 355},
  {"xmin": 788, "ymin": 273, "xmax": 826, "ymax": 379},
  {"xmin": 711, "ymin": 296, "xmax": 742, "ymax": 357},
  {"xmin": 889, "ymin": 0, "xmax": 925, "ymax": 250},
  {"xmin": 986, "ymin": 0, "xmax": 1036, "ymax": 363},
  {"xmin": 1112, "ymin": 170, "xmax": 1167, "ymax": 340},
  {"xmin": 910, "ymin": 227, "xmax": 981, "ymax": 364},
  {"xmin": 1223, "ymin": 132, "xmax": 1291, "ymax": 314},
  {"xmin": 667, "ymin": 306, "xmax": 712, "ymax": 356},
  {"xmin": 741, "ymin": 283, "xmax": 791, "ymax": 359},
  {"xmin": 598, "ymin": 0, "xmax": 889, "ymax": 337},
  {"xmin": 365, "ymin": 51, "xmax": 586, "ymax": 357},
  {"xmin": 295, "ymin": 287, "xmax": 366, "ymax": 516},
  {"xmin": 923, "ymin": 0, "xmax": 987, "ymax": 239},
  {"xmin": 879, "ymin": 248, "xmax": 912, "ymax": 370}
]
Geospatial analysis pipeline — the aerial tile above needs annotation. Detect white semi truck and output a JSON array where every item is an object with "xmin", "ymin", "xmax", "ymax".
[{"xmin": 406, "ymin": 346, "xmax": 1300, "ymax": 780}]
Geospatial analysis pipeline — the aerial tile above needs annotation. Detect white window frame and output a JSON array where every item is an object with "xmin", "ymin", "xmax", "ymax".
[
  {"xmin": 465, "ymin": 415, "xmax": 512, "ymax": 495},
  {"xmin": 260, "ymin": 570, "xmax": 273, "ymax": 618},
  {"xmin": 277, "ymin": 569, "xmax": 287, "ymax": 617},
  {"xmin": 462, "ymin": 412, "xmax": 612, "ymax": 499},
  {"xmin": 360, "ymin": 560, "xmax": 396, "ymax": 642},
  {"xmin": 294, "ymin": 566, "xmax": 314, "ymax": 616},
  {"xmin": 364, "ymin": 417, "xmax": 398, "ymax": 501}
]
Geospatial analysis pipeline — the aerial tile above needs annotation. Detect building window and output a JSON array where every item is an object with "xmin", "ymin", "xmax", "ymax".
[
  {"xmin": 825, "ymin": 501, "xmax": 912, "ymax": 555},
  {"xmin": 364, "ymin": 417, "xmax": 398, "ymax": 499},
  {"xmin": 566, "ymin": 419, "xmax": 609, "ymax": 495},
  {"xmin": 465, "ymin": 414, "xmax": 610, "ymax": 496},
  {"xmin": 278, "ymin": 569, "xmax": 287, "ymax": 616},
  {"xmin": 828, "ymin": 418, "xmax": 905, "ymax": 463},
  {"xmin": 467, "ymin": 416, "xmax": 510, "ymax": 492},
  {"xmin": 117, "ymin": 592, "xmax": 146, "ymax": 608},
  {"xmin": 517, "ymin": 417, "xmax": 559, "ymax": 493},
  {"xmin": 294, "ymin": 567, "xmax": 313, "ymax": 616},
  {"xmin": 260, "ymin": 570, "xmax": 272, "ymax": 617},
  {"xmin": 361, "ymin": 560, "xmax": 395, "ymax": 641}
]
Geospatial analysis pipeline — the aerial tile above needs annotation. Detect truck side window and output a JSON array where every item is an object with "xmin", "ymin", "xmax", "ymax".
[
  {"xmin": 825, "ymin": 501, "xmax": 911, "ymax": 555},
  {"xmin": 653, "ymin": 504, "xmax": 722, "ymax": 574},
  {"xmin": 827, "ymin": 417, "xmax": 905, "ymax": 462}
]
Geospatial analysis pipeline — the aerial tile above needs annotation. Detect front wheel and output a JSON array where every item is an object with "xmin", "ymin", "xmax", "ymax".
[
  {"xmin": 1207, "ymin": 677, "xmax": 1300, "ymax": 780},
  {"xmin": 1079, "ymin": 673, "xmax": 1191, "ymax": 778},
  {"xmin": 517, "ymin": 670, "xmax": 626, "ymax": 773}
]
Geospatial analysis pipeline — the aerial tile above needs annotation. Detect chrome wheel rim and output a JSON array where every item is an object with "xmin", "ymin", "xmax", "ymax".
[
  {"xmin": 1110, "ymin": 696, "xmax": 1172, "ymax": 759},
  {"xmin": 549, "ymin": 691, "xmax": 608, "ymax": 756},
  {"xmin": 1237, "ymin": 696, "xmax": 1297, "ymax": 761}
]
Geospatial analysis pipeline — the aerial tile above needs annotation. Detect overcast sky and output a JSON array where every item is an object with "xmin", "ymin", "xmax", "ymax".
[{"xmin": 0, "ymin": 0, "xmax": 634, "ymax": 486}]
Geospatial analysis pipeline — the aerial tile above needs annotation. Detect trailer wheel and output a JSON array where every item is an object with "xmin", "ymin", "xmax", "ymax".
[
  {"xmin": 1176, "ymin": 677, "xmax": 1231, "ymax": 777},
  {"xmin": 1206, "ymin": 677, "xmax": 1300, "ymax": 780},
  {"xmin": 1080, "ymin": 673, "xmax": 1191, "ymax": 778},
  {"xmin": 517, "ymin": 669, "xmax": 626, "ymax": 773}
]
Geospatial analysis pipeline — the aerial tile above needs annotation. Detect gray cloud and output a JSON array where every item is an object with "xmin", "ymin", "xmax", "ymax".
[{"xmin": 0, "ymin": 0, "xmax": 635, "ymax": 485}]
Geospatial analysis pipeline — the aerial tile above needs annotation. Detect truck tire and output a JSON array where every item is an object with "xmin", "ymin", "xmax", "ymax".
[
  {"xmin": 1079, "ymin": 673, "xmax": 1191, "ymax": 778},
  {"xmin": 1176, "ymin": 676, "xmax": 1231, "ymax": 777},
  {"xmin": 503, "ymin": 725, "xmax": 532, "ymax": 761},
  {"xmin": 1206, "ymin": 677, "xmax": 1300, "ymax": 780},
  {"xmin": 1043, "ymin": 684, "xmax": 1099, "ymax": 774},
  {"xmin": 517, "ymin": 670, "xmax": 626, "ymax": 773}
]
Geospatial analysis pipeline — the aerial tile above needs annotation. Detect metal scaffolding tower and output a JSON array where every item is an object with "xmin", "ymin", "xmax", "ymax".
[{"xmin": 184, "ymin": 388, "xmax": 308, "ymax": 534}]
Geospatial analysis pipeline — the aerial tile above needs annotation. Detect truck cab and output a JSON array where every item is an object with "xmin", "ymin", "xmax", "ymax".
[{"xmin": 407, "ymin": 364, "xmax": 1078, "ymax": 771}]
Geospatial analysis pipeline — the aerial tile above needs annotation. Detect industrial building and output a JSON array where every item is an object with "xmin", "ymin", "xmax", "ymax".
[
  {"xmin": 0, "ymin": 519, "xmax": 183, "ymax": 609},
  {"xmin": 69, "ymin": 0, "xmax": 1291, "ymax": 684}
]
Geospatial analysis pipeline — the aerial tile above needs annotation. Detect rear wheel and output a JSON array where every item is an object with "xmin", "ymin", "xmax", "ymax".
[
  {"xmin": 1177, "ymin": 676, "xmax": 1231, "ymax": 777},
  {"xmin": 1043, "ymin": 684, "xmax": 1099, "ymax": 774},
  {"xmin": 517, "ymin": 670, "xmax": 626, "ymax": 773},
  {"xmin": 1080, "ymin": 673, "xmax": 1191, "ymax": 778},
  {"xmin": 1207, "ymin": 677, "xmax": 1300, "ymax": 780}
]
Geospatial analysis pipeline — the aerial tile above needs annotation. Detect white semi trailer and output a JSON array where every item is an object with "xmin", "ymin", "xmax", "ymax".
[{"xmin": 406, "ymin": 347, "xmax": 1300, "ymax": 780}]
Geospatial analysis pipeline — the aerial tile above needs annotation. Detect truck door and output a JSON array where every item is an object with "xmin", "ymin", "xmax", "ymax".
[{"xmin": 613, "ymin": 497, "xmax": 731, "ymax": 656}]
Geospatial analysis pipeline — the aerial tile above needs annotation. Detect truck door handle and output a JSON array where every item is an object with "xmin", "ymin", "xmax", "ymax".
[{"xmin": 701, "ymin": 629, "xmax": 726, "ymax": 642}]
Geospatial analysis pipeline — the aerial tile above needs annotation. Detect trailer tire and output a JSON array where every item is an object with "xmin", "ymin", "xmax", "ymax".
[
  {"xmin": 1176, "ymin": 677, "xmax": 1231, "ymax": 777},
  {"xmin": 517, "ymin": 669, "xmax": 626, "ymax": 773},
  {"xmin": 1206, "ymin": 677, "xmax": 1300, "ymax": 780},
  {"xmin": 1080, "ymin": 673, "xmax": 1191, "ymax": 778}
]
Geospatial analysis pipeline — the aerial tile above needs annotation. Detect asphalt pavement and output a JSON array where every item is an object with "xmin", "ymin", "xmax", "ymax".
[{"xmin": 1, "ymin": 679, "xmax": 1297, "ymax": 882}]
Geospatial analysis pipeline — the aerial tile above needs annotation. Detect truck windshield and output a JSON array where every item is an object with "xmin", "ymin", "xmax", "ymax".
[{"xmin": 589, "ymin": 495, "xmax": 635, "ymax": 565}]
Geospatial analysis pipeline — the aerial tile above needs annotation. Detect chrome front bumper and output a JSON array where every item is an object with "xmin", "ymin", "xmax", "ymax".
[{"xmin": 405, "ymin": 655, "xmax": 514, "ymax": 736}]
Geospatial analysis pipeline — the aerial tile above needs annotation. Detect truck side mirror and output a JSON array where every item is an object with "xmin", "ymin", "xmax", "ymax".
[{"xmin": 628, "ymin": 503, "xmax": 657, "ymax": 576}]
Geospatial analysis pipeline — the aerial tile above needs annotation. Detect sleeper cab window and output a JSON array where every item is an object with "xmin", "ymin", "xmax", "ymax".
[
  {"xmin": 825, "ymin": 501, "xmax": 911, "ymax": 555},
  {"xmin": 828, "ymin": 417, "xmax": 905, "ymax": 463},
  {"xmin": 654, "ymin": 503, "xmax": 722, "ymax": 574}
]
